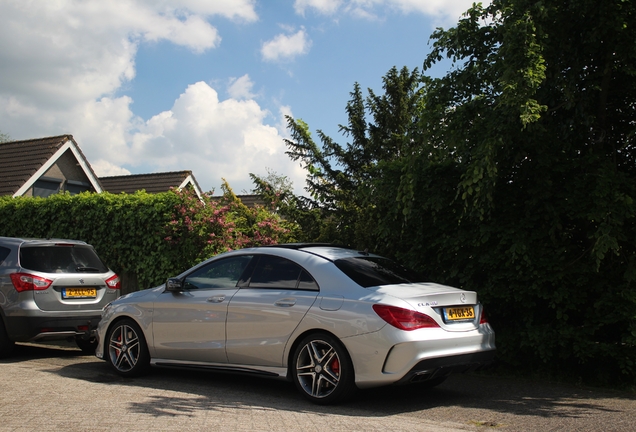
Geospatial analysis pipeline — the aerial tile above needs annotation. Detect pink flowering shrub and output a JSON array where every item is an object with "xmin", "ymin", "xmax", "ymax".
[{"xmin": 164, "ymin": 185, "xmax": 297, "ymax": 268}]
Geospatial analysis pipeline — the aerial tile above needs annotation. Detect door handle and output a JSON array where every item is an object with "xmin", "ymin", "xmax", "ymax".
[
  {"xmin": 275, "ymin": 298, "xmax": 296, "ymax": 307},
  {"xmin": 207, "ymin": 295, "xmax": 226, "ymax": 303}
]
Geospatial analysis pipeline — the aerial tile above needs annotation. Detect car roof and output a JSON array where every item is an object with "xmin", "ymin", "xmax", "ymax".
[
  {"xmin": 0, "ymin": 237, "xmax": 89, "ymax": 247},
  {"xmin": 259, "ymin": 243, "xmax": 381, "ymax": 262}
]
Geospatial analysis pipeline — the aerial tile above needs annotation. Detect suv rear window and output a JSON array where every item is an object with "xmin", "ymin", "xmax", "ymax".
[
  {"xmin": 19, "ymin": 245, "xmax": 109, "ymax": 273},
  {"xmin": 334, "ymin": 257, "xmax": 427, "ymax": 288}
]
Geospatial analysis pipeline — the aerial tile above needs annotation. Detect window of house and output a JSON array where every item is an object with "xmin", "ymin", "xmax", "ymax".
[
  {"xmin": 66, "ymin": 180, "xmax": 91, "ymax": 195},
  {"xmin": 32, "ymin": 177, "xmax": 62, "ymax": 198}
]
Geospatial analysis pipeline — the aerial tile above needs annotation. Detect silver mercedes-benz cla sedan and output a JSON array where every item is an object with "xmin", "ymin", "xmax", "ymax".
[{"xmin": 96, "ymin": 244, "xmax": 495, "ymax": 404}]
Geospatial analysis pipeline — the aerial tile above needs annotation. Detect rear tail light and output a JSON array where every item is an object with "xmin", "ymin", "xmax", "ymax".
[
  {"xmin": 373, "ymin": 304, "xmax": 440, "ymax": 330},
  {"xmin": 480, "ymin": 307, "xmax": 489, "ymax": 325},
  {"xmin": 105, "ymin": 274, "xmax": 121, "ymax": 290},
  {"xmin": 10, "ymin": 273, "xmax": 53, "ymax": 292}
]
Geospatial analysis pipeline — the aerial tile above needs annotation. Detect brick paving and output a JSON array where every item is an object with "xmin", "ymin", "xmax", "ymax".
[{"xmin": 1, "ymin": 342, "xmax": 635, "ymax": 431}]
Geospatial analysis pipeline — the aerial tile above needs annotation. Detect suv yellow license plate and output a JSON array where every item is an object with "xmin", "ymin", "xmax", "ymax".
[
  {"xmin": 445, "ymin": 306, "xmax": 475, "ymax": 321},
  {"xmin": 62, "ymin": 288, "xmax": 97, "ymax": 299}
]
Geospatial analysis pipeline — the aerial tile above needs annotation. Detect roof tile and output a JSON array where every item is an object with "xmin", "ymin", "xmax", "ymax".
[{"xmin": 0, "ymin": 135, "xmax": 74, "ymax": 196}]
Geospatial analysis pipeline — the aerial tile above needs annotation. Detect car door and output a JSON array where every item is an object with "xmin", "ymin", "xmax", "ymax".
[
  {"xmin": 225, "ymin": 254, "xmax": 319, "ymax": 367},
  {"xmin": 151, "ymin": 255, "xmax": 253, "ymax": 363}
]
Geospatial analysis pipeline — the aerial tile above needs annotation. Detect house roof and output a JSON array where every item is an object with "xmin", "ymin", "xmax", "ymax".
[
  {"xmin": 210, "ymin": 194, "xmax": 267, "ymax": 208},
  {"xmin": 99, "ymin": 171, "xmax": 203, "ymax": 197},
  {"xmin": 235, "ymin": 194, "xmax": 267, "ymax": 208},
  {"xmin": 0, "ymin": 135, "xmax": 102, "ymax": 196}
]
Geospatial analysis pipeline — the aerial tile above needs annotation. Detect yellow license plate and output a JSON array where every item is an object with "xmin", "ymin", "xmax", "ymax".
[
  {"xmin": 63, "ymin": 288, "xmax": 97, "ymax": 299},
  {"xmin": 445, "ymin": 306, "xmax": 475, "ymax": 321}
]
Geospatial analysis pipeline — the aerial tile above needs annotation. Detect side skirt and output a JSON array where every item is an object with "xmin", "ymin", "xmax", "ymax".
[{"xmin": 151, "ymin": 359, "xmax": 289, "ymax": 379}]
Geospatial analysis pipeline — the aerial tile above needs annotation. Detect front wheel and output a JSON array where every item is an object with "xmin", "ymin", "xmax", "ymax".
[
  {"xmin": 106, "ymin": 318, "xmax": 150, "ymax": 377},
  {"xmin": 292, "ymin": 332, "xmax": 356, "ymax": 405}
]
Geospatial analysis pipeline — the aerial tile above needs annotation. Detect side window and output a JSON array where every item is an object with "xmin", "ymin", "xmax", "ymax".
[
  {"xmin": 298, "ymin": 270, "xmax": 319, "ymax": 291},
  {"xmin": 0, "ymin": 247, "xmax": 10, "ymax": 266},
  {"xmin": 183, "ymin": 255, "xmax": 253, "ymax": 290},
  {"xmin": 246, "ymin": 255, "xmax": 318, "ymax": 291}
]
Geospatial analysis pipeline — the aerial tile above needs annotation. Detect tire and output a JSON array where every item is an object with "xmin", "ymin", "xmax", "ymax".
[
  {"xmin": 75, "ymin": 337, "xmax": 98, "ymax": 355},
  {"xmin": 105, "ymin": 318, "xmax": 150, "ymax": 377},
  {"xmin": 0, "ymin": 318, "xmax": 15, "ymax": 359},
  {"xmin": 291, "ymin": 332, "xmax": 356, "ymax": 405}
]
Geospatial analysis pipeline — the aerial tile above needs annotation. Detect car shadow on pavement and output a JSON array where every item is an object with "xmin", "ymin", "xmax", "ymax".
[
  {"xmin": 6, "ymin": 342, "xmax": 634, "ymax": 431},
  {"xmin": 44, "ymin": 349, "xmax": 635, "ymax": 423},
  {"xmin": 3, "ymin": 341, "xmax": 89, "ymax": 361}
]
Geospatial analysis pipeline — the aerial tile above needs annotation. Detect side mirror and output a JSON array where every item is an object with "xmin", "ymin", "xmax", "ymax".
[{"xmin": 165, "ymin": 277, "xmax": 183, "ymax": 292}]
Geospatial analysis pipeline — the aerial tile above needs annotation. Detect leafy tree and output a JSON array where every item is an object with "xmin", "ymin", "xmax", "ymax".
[
  {"xmin": 282, "ymin": 66, "xmax": 426, "ymax": 246},
  {"xmin": 281, "ymin": 0, "xmax": 636, "ymax": 384},
  {"xmin": 417, "ymin": 0, "xmax": 636, "ymax": 383}
]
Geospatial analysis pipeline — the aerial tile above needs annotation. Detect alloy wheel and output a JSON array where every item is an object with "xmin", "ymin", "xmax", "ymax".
[
  {"xmin": 108, "ymin": 322, "xmax": 142, "ymax": 373},
  {"xmin": 295, "ymin": 339, "xmax": 342, "ymax": 399}
]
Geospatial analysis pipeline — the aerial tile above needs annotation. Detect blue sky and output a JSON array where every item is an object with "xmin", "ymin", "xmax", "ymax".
[{"xmin": 0, "ymin": 0, "xmax": 483, "ymax": 194}]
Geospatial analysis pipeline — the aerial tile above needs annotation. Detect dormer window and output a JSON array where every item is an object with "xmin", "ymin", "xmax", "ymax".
[{"xmin": 32, "ymin": 176, "xmax": 62, "ymax": 198}]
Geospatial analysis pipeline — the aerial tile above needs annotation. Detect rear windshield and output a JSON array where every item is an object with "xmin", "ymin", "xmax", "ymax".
[
  {"xmin": 334, "ymin": 257, "xmax": 428, "ymax": 288},
  {"xmin": 20, "ymin": 245, "xmax": 109, "ymax": 273}
]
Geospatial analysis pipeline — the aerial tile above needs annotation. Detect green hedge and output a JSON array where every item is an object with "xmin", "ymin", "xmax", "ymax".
[{"xmin": 0, "ymin": 189, "xmax": 297, "ymax": 292}]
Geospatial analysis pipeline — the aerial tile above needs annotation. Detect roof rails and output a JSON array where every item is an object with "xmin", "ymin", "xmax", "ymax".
[{"xmin": 261, "ymin": 242, "xmax": 350, "ymax": 250}]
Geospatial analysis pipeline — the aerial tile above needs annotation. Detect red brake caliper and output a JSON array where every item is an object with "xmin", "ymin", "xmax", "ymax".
[
  {"xmin": 115, "ymin": 333, "xmax": 122, "ymax": 356},
  {"xmin": 330, "ymin": 357, "xmax": 340, "ymax": 376}
]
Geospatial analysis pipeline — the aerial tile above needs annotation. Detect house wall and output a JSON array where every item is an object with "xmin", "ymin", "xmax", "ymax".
[
  {"xmin": 46, "ymin": 150, "xmax": 90, "ymax": 182},
  {"xmin": 23, "ymin": 150, "xmax": 95, "ymax": 197}
]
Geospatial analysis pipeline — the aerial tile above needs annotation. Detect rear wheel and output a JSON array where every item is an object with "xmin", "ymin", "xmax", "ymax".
[
  {"xmin": 292, "ymin": 332, "xmax": 356, "ymax": 405},
  {"xmin": 106, "ymin": 318, "xmax": 150, "ymax": 377},
  {"xmin": 0, "ymin": 318, "xmax": 15, "ymax": 358}
]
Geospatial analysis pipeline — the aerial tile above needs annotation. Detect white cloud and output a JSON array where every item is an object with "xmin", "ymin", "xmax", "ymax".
[
  {"xmin": 0, "ymin": 0, "xmax": 258, "ymax": 106},
  {"xmin": 0, "ymin": 0, "xmax": 277, "ymax": 193},
  {"xmin": 92, "ymin": 161, "xmax": 132, "ymax": 177},
  {"xmin": 277, "ymin": 105, "xmax": 294, "ymax": 140},
  {"xmin": 150, "ymin": 0, "xmax": 259, "ymax": 22},
  {"xmin": 128, "ymin": 82, "xmax": 306, "ymax": 194},
  {"xmin": 0, "ymin": 0, "xmax": 254, "ymax": 104},
  {"xmin": 228, "ymin": 75, "xmax": 257, "ymax": 100},
  {"xmin": 295, "ymin": 0, "xmax": 489, "ymax": 25},
  {"xmin": 261, "ymin": 29, "xmax": 312, "ymax": 62},
  {"xmin": 294, "ymin": 0, "xmax": 343, "ymax": 16}
]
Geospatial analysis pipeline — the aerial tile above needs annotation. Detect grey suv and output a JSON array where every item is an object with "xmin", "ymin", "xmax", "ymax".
[{"xmin": 0, "ymin": 237, "xmax": 120, "ymax": 356}]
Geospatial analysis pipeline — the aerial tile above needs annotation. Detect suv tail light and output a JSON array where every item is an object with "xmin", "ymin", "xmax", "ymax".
[
  {"xmin": 105, "ymin": 274, "xmax": 121, "ymax": 290},
  {"xmin": 373, "ymin": 304, "xmax": 440, "ymax": 330},
  {"xmin": 10, "ymin": 273, "xmax": 53, "ymax": 292}
]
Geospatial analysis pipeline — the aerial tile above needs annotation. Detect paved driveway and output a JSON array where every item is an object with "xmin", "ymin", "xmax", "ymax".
[{"xmin": 1, "ymin": 342, "xmax": 635, "ymax": 431}]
